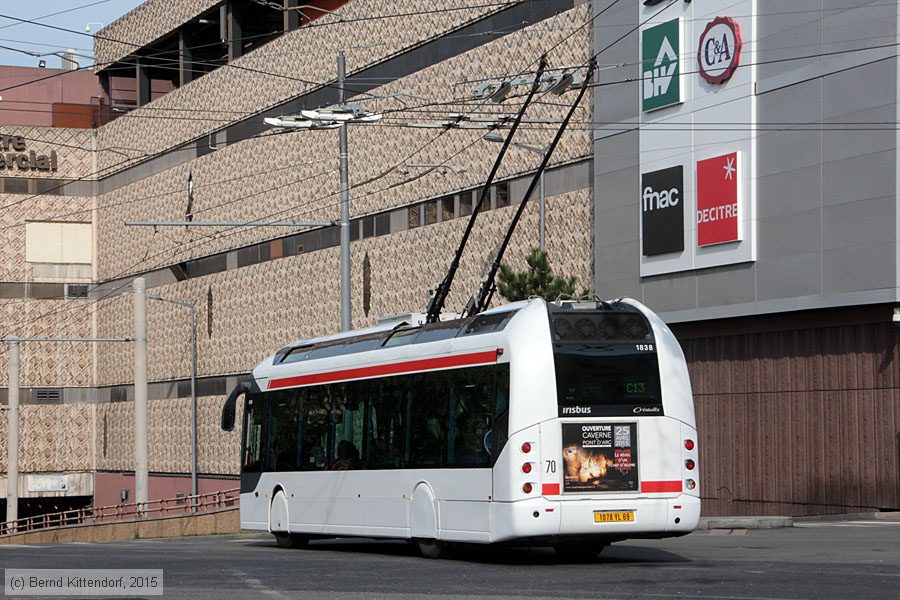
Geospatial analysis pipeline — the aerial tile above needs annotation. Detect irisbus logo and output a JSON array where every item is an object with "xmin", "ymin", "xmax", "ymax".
[{"xmin": 562, "ymin": 406, "xmax": 592, "ymax": 415}]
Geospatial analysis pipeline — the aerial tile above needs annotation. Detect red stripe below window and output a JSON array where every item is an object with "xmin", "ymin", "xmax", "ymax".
[
  {"xmin": 641, "ymin": 480, "xmax": 683, "ymax": 493},
  {"xmin": 267, "ymin": 350, "xmax": 498, "ymax": 390}
]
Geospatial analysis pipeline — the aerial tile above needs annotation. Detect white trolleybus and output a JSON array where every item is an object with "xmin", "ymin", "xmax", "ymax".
[{"xmin": 221, "ymin": 297, "xmax": 699, "ymax": 558}]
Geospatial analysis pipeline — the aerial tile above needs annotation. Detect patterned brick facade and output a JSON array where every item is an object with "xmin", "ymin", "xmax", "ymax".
[
  {"xmin": 2, "ymin": 3, "xmax": 593, "ymax": 483},
  {"xmin": 96, "ymin": 6, "xmax": 592, "ymax": 280},
  {"xmin": 94, "ymin": 0, "xmax": 526, "ymax": 174}
]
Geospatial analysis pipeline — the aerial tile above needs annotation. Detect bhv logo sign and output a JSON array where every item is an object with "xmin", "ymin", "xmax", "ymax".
[
  {"xmin": 642, "ymin": 19, "xmax": 681, "ymax": 112},
  {"xmin": 698, "ymin": 17, "xmax": 742, "ymax": 85}
]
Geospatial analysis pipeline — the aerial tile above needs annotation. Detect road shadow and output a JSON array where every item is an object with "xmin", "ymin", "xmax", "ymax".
[{"xmin": 243, "ymin": 537, "xmax": 689, "ymax": 565}]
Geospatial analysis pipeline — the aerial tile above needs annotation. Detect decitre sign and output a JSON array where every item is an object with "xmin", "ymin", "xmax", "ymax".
[
  {"xmin": 0, "ymin": 133, "xmax": 59, "ymax": 172},
  {"xmin": 697, "ymin": 17, "xmax": 742, "ymax": 85},
  {"xmin": 641, "ymin": 165, "xmax": 684, "ymax": 256},
  {"xmin": 642, "ymin": 18, "xmax": 681, "ymax": 111},
  {"xmin": 697, "ymin": 152, "xmax": 741, "ymax": 246}
]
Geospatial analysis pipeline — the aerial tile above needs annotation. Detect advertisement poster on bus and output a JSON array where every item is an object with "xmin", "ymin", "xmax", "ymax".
[{"xmin": 562, "ymin": 423, "xmax": 638, "ymax": 493}]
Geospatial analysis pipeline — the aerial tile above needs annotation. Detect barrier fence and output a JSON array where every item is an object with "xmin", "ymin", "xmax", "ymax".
[{"xmin": 0, "ymin": 488, "xmax": 240, "ymax": 536}]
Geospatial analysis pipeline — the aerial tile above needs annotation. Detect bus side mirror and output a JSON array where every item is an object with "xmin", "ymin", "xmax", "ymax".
[{"xmin": 221, "ymin": 381, "xmax": 250, "ymax": 432}]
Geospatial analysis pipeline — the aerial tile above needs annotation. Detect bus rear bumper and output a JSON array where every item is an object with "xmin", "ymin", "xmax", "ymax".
[{"xmin": 490, "ymin": 494, "xmax": 700, "ymax": 543}]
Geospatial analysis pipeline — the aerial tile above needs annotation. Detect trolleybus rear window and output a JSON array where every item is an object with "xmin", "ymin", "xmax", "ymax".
[{"xmin": 551, "ymin": 311, "xmax": 664, "ymax": 417}]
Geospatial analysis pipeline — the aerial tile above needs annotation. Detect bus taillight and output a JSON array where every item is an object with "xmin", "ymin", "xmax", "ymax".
[
  {"xmin": 684, "ymin": 439, "xmax": 695, "ymax": 451},
  {"xmin": 522, "ymin": 483, "xmax": 533, "ymax": 494},
  {"xmin": 685, "ymin": 479, "xmax": 697, "ymax": 490},
  {"xmin": 521, "ymin": 442, "xmax": 532, "ymax": 454},
  {"xmin": 685, "ymin": 459, "xmax": 696, "ymax": 471},
  {"xmin": 522, "ymin": 463, "xmax": 532, "ymax": 474}
]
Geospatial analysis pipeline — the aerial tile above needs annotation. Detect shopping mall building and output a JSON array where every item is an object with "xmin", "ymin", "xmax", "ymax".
[{"xmin": 0, "ymin": 0, "xmax": 897, "ymax": 520}]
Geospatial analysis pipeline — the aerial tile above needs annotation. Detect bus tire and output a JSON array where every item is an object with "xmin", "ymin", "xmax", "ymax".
[
  {"xmin": 552, "ymin": 541, "xmax": 608, "ymax": 562},
  {"xmin": 415, "ymin": 538, "xmax": 451, "ymax": 559},
  {"xmin": 274, "ymin": 533, "xmax": 309, "ymax": 549}
]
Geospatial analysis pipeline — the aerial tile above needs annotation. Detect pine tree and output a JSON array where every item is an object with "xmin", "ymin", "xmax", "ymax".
[{"xmin": 497, "ymin": 249, "xmax": 579, "ymax": 302}]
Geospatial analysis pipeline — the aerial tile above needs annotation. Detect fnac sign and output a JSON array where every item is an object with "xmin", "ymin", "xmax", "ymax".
[{"xmin": 698, "ymin": 17, "xmax": 742, "ymax": 85}]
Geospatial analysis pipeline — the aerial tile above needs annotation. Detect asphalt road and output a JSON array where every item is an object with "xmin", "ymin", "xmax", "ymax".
[{"xmin": 1, "ymin": 519, "xmax": 899, "ymax": 600}]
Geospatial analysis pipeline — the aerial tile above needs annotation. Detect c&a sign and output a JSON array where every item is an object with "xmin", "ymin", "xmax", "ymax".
[{"xmin": 697, "ymin": 17, "xmax": 742, "ymax": 85}]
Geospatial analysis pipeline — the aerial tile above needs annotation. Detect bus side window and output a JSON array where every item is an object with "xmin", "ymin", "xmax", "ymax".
[
  {"xmin": 407, "ymin": 371, "xmax": 448, "ymax": 468},
  {"xmin": 331, "ymin": 383, "xmax": 363, "ymax": 470},
  {"xmin": 299, "ymin": 388, "xmax": 329, "ymax": 471},
  {"xmin": 449, "ymin": 366, "xmax": 496, "ymax": 468},
  {"xmin": 365, "ymin": 379, "xmax": 403, "ymax": 469},
  {"xmin": 243, "ymin": 395, "xmax": 264, "ymax": 473},
  {"xmin": 265, "ymin": 391, "xmax": 300, "ymax": 472}
]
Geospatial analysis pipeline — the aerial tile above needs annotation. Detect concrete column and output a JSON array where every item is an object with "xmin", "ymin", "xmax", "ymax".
[
  {"xmin": 135, "ymin": 57, "xmax": 151, "ymax": 107},
  {"xmin": 284, "ymin": 0, "xmax": 300, "ymax": 31},
  {"xmin": 226, "ymin": 1, "xmax": 243, "ymax": 62},
  {"xmin": 178, "ymin": 29, "xmax": 194, "ymax": 87},
  {"xmin": 133, "ymin": 278, "xmax": 148, "ymax": 508},
  {"xmin": 5, "ymin": 340, "xmax": 19, "ymax": 528}
]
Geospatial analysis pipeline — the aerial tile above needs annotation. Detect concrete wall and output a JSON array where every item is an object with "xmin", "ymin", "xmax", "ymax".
[{"xmin": 593, "ymin": 0, "xmax": 900, "ymax": 322}]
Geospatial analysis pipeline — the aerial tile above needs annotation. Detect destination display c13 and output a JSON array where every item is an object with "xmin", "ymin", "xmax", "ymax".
[{"xmin": 562, "ymin": 423, "xmax": 639, "ymax": 493}]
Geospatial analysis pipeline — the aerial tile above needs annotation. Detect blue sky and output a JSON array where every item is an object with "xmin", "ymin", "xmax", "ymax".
[{"xmin": 0, "ymin": 1, "xmax": 144, "ymax": 69}]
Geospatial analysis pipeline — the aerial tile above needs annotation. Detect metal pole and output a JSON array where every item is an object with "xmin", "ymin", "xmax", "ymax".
[
  {"xmin": 6, "ymin": 340, "xmax": 19, "ymax": 529},
  {"xmin": 338, "ymin": 50, "xmax": 351, "ymax": 331},
  {"xmin": 133, "ymin": 277, "xmax": 149, "ymax": 510},
  {"xmin": 538, "ymin": 155, "xmax": 546, "ymax": 252},
  {"xmin": 189, "ymin": 303, "xmax": 197, "ymax": 513}
]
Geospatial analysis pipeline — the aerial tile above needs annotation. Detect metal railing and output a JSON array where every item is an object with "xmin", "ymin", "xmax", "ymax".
[{"xmin": 0, "ymin": 488, "xmax": 239, "ymax": 536}]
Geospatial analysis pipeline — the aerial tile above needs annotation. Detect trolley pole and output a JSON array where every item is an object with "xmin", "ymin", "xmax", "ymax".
[
  {"xmin": 5, "ymin": 340, "xmax": 19, "ymax": 529},
  {"xmin": 133, "ymin": 277, "xmax": 149, "ymax": 509},
  {"xmin": 338, "ymin": 50, "xmax": 352, "ymax": 331}
]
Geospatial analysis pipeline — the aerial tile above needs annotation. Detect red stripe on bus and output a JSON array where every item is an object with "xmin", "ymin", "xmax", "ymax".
[
  {"xmin": 267, "ymin": 350, "xmax": 498, "ymax": 390},
  {"xmin": 542, "ymin": 483, "xmax": 561, "ymax": 496},
  {"xmin": 641, "ymin": 480, "xmax": 683, "ymax": 493}
]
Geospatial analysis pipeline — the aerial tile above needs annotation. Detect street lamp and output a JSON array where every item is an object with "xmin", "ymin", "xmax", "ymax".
[
  {"xmin": 264, "ymin": 51, "xmax": 382, "ymax": 332},
  {"xmin": 484, "ymin": 132, "xmax": 550, "ymax": 251},
  {"xmin": 148, "ymin": 294, "xmax": 198, "ymax": 512}
]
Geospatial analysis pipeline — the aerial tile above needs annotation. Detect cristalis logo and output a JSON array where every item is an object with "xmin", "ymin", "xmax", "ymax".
[
  {"xmin": 641, "ymin": 165, "xmax": 684, "ymax": 256},
  {"xmin": 633, "ymin": 406, "xmax": 662, "ymax": 414},
  {"xmin": 561, "ymin": 406, "xmax": 592, "ymax": 415},
  {"xmin": 642, "ymin": 18, "xmax": 682, "ymax": 111}
]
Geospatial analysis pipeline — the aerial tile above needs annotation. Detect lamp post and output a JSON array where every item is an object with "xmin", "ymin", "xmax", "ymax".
[
  {"xmin": 484, "ymin": 133, "xmax": 549, "ymax": 251},
  {"xmin": 263, "ymin": 51, "xmax": 381, "ymax": 331},
  {"xmin": 149, "ymin": 294, "xmax": 198, "ymax": 512}
]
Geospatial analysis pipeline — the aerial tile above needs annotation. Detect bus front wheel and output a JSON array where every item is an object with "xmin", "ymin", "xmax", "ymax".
[
  {"xmin": 552, "ymin": 541, "xmax": 608, "ymax": 562},
  {"xmin": 415, "ymin": 538, "xmax": 451, "ymax": 559},
  {"xmin": 274, "ymin": 533, "xmax": 309, "ymax": 549}
]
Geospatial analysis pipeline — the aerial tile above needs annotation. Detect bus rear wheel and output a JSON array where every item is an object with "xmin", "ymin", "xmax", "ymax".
[
  {"xmin": 552, "ymin": 541, "xmax": 608, "ymax": 562},
  {"xmin": 274, "ymin": 533, "xmax": 309, "ymax": 549},
  {"xmin": 415, "ymin": 538, "xmax": 451, "ymax": 559}
]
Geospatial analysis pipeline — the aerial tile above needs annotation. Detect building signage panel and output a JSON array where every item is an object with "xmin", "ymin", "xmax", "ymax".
[
  {"xmin": 698, "ymin": 17, "xmax": 742, "ymax": 85},
  {"xmin": 697, "ymin": 152, "xmax": 741, "ymax": 246},
  {"xmin": 0, "ymin": 134, "xmax": 58, "ymax": 172},
  {"xmin": 642, "ymin": 19, "xmax": 682, "ymax": 111},
  {"xmin": 641, "ymin": 165, "xmax": 684, "ymax": 256},
  {"xmin": 26, "ymin": 474, "xmax": 69, "ymax": 492}
]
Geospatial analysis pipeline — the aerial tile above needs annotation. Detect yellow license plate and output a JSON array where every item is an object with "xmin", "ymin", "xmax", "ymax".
[{"xmin": 594, "ymin": 511, "xmax": 634, "ymax": 523}]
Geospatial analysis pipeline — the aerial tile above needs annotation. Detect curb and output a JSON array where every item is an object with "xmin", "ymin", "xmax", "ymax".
[
  {"xmin": 793, "ymin": 511, "xmax": 900, "ymax": 523},
  {"xmin": 697, "ymin": 516, "xmax": 793, "ymax": 530}
]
